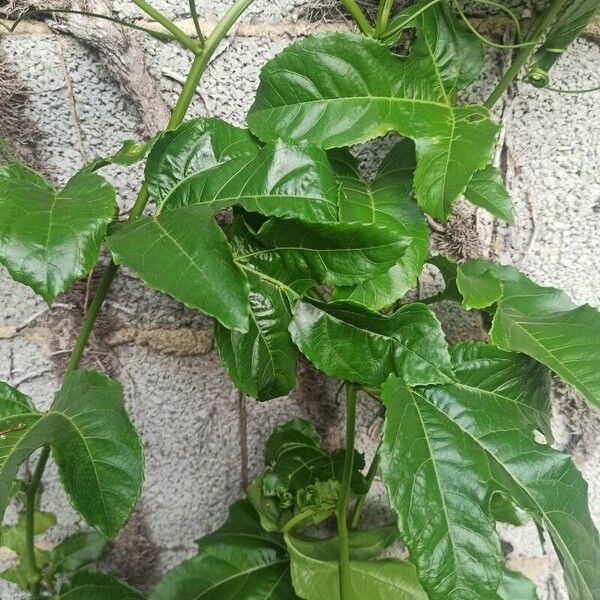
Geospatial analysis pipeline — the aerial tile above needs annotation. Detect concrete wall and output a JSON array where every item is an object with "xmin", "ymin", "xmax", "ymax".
[{"xmin": 1, "ymin": 2, "xmax": 599, "ymax": 598}]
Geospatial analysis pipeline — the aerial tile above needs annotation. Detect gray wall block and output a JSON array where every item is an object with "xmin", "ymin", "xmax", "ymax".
[{"xmin": 1, "ymin": 6, "xmax": 599, "ymax": 599}]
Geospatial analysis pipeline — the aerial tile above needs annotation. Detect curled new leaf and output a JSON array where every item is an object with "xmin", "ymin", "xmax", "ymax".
[
  {"xmin": 0, "ymin": 164, "xmax": 116, "ymax": 304},
  {"xmin": 248, "ymin": 419, "xmax": 367, "ymax": 531},
  {"xmin": 330, "ymin": 141, "xmax": 430, "ymax": 309}
]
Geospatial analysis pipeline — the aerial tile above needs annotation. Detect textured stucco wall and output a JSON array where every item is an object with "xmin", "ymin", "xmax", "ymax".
[{"xmin": 0, "ymin": 2, "xmax": 599, "ymax": 598}]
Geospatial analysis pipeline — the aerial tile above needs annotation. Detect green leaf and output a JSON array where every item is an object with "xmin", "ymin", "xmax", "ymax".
[
  {"xmin": 0, "ymin": 371, "xmax": 144, "ymax": 538},
  {"xmin": 490, "ymin": 492, "xmax": 531, "ymax": 527},
  {"xmin": 247, "ymin": 32, "xmax": 498, "ymax": 220},
  {"xmin": 285, "ymin": 532, "xmax": 427, "ymax": 600},
  {"xmin": 265, "ymin": 418, "xmax": 321, "ymax": 465},
  {"xmin": 330, "ymin": 141, "xmax": 429, "ymax": 309},
  {"xmin": 0, "ymin": 164, "xmax": 116, "ymax": 304},
  {"xmin": 408, "ymin": 0, "xmax": 485, "ymax": 93},
  {"xmin": 464, "ymin": 165, "xmax": 513, "ymax": 223},
  {"xmin": 380, "ymin": 342, "xmax": 599, "ymax": 599},
  {"xmin": 107, "ymin": 205, "xmax": 250, "ymax": 331},
  {"xmin": 151, "ymin": 499, "xmax": 298, "ymax": 600},
  {"xmin": 50, "ymin": 531, "xmax": 107, "ymax": 573},
  {"xmin": 456, "ymin": 261, "xmax": 503, "ymax": 309},
  {"xmin": 214, "ymin": 267, "xmax": 297, "ymax": 401},
  {"xmin": 244, "ymin": 216, "xmax": 410, "ymax": 287},
  {"xmin": 146, "ymin": 118, "xmax": 338, "ymax": 223},
  {"xmin": 56, "ymin": 570, "xmax": 146, "ymax": 599},
  {"xmin": 289, "ymin": 299, "xmax": 453, "ymax": 388},
  {"xmin": 459, "ymin": 260, "xmax": 600, "ymax": 409},
  {"xmin": 88, "ymin": 136, "xmax": 158, "ymax": 171},
  {"xmin": 497, "ymin": 569, "xmax": 539, "ymax": 599},
  {"xmin": 145, "ymin": 117, "xmax": 257, "ymax": 209},
  {"xmin": 228, "ymin": 217, "xmax": 315, "ymax": 298}
]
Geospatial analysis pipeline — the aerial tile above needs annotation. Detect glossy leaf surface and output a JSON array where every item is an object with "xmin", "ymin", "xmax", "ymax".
[
  {"xmin": 146, "ymin": 118, "xmax": 338, "ymax": 222},
  {"xmin": 57, "ymin": 570, "xmax": 146, "ymax": 599},
  {"xmin": 464, "ymin": 165, "xmax": 513, "ymax": 223},
  {"xmin": 289, "ymin": 299, "xmax": 453, "ymax": 387},
  {"xmin": 151, "ymin": 500, "xmax": 298, "ymax": 599},
  {"xmin": 330, "ymin": 141, "xmax": 429, "ymax": 309},
  {"xmin": 214, "ymin": 268, "xmax": 297, "ymax": 401},
  {"xmin": 0, "ymin": 371, "xmax": 143, "ymax": 538},
  {"xmin": 380, "ymin": 342, "xmax": 599, "ymax": 599},
  {"xmin": 247, "ymin": 32, "xmax": 498, "ymax": 220},
  {"xmin": 108, "ymin": 205, "xmax": 249, "ymax": 331},
  {"xmin": 0, "ymin": 164, "xmax": 116, "ymax": 303},
  {"xmin": 458, "ymin": 260, "xmax": 600, "ymax": 408},
  {"xmin": 248, "ymin": 217, "xmax": 410, "ymax": 287},
  {"xmin": 286, "ymin": 533, "xmax": 427, "ymax": 600}
]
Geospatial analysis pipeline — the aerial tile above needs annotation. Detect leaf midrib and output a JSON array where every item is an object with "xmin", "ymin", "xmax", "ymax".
[{"xmin": 417, "ymin": 389, "xmax": 593, "ymax": 596}]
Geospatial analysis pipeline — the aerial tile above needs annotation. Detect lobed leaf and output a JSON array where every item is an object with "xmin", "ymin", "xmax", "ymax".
[
  {"xmin": 0, "ymin": 164, "xmax": 116, "ymax": 304},
  {"xmin": 497, "ymin": 569, "xmax": 539, "ymax": 600},
  {"xmin": 56, "ymin": 570, "xmax": 146, "ymax": 599},
  {"xmin": 0, "ymin": 371, "xmax": 143, "ymax": 538},
  {"xmin": 289, "ymin": 299, "xmax": 453, "ymax": 388},
  {"xmin": 464, "ymin": 165, "xmax": 513, "ymax": 223},
  {"xmin": 458, "ymin": 260, "xmax": 600, "ymax": 409},
  {"xmin": 50, "ymin": 531, "xmax": 107, "ymax": 573},
  {"xmin": 380, "ymin": 342, "xmax": 599, "ymax": 599},
  {"xmin": 330, "ymin": 141, "xmax": 429, "ymax": 309},
  {"xmin": 247, "ymin": 32, "xmax": 498, "ymax": 220}
]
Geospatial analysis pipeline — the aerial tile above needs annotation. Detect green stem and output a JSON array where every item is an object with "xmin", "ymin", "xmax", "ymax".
[
  {"xmin": 375, "ymin": 0, "xmax": 394, "ymax": 37},
  {"xmin": 341, "ymin": 0, "xmax": 374, "ymax": 36},
  {"xmin": 337, "ymin": 384, "xmax": 357, "ymax": 599},
  {"xmin": 484, "ymin": 0, "xmax": 568, "ymax": 108},
  {"xmin": 350, "ymin": 445, "xmax": 380, "ymax": 529},
  {"xmin": 22, "ymin": 0, "xmax": 255, "ymax": 590},
  {"xmin": 188, "ymin": 0, "xmax": 205, "ymax": 44},
  {"xmin": 24, "ymin": 446, "xmax": 50, "ymax": 598},
  {"xmin": 130, "ymin": 0, "xmax": 200, "ymax": 53}
]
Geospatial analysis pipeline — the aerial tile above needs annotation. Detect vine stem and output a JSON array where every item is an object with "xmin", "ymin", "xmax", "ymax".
[
  {"xmin": 350, "ymin": 443, "xmax": 380, "ymax": 529},
  {"xmin": 341, "ymin": 0, "xmax": 374, "ymax": 36},
  {"xmin": 130, "ymin": 0, "xmax": 200, "ymax": 53},
  {"xmin": 337, "ymin": 384, "xmax": 357, "ymax": 599},
  {"xmin": 23, "ymin": 0, "xmax": 255, "ymax": 593},
  {"xmin": 484, "ymin": 0, "xmax": 568, "ymax": 108},
  {"xmin": 375, "ymin": 0, "xmax": 394, "ymax": 37}
]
